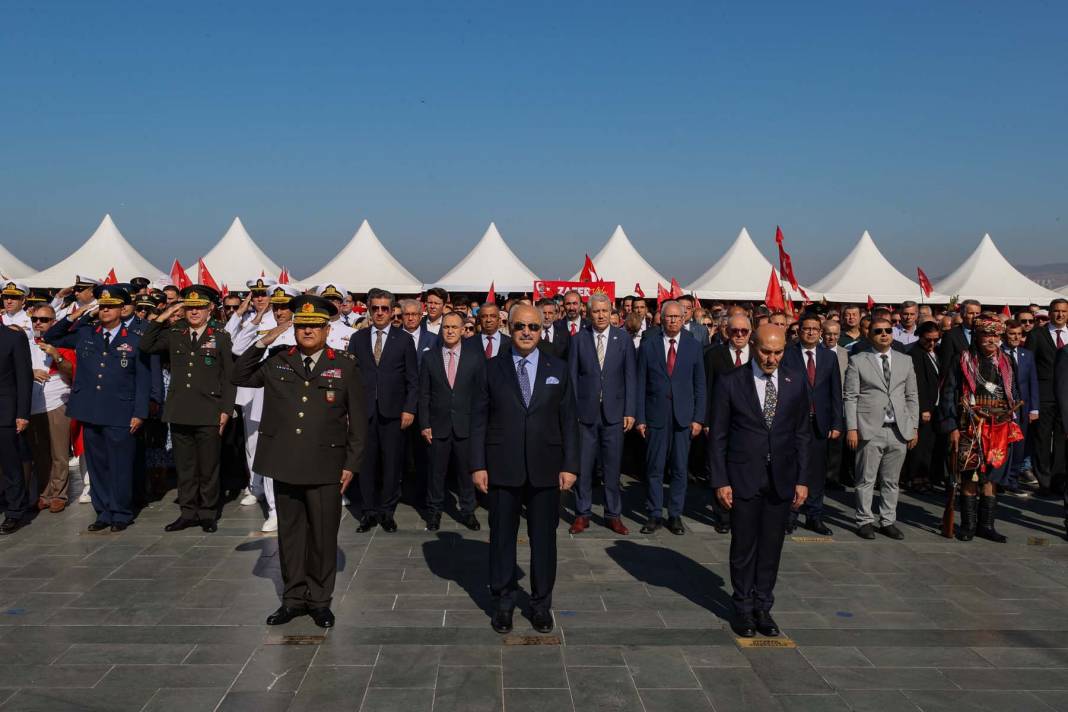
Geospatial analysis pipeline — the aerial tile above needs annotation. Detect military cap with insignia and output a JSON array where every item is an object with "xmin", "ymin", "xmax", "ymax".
[
  {"xmin": 25, "ymin": 290, "xmax": 48, "ymax": 306},
  {"xmin": 269, "ymin": 284, "xmax": 301, "ymax": 305},
  {"xmin": 181, "ymin": 284, "xmax": 220, "ymax": 308},
  {"xmin": 291, "ymin": 295, "xmax": 338, "ymax": 325},
  {"xmin": 130, "ymin": 277, "xmax": 151, "ymax": 291},
  {"xmin": 246, "ymin": 277, "xmax": 278, "ymax": 294},
  {"xmin": 73, "ymin": 275, "xmax": 102, "ymax": 290},
  {"xmin": 93, "ymin": 285, "xmax": 132, "ymax": 306},
  {"xmin": 134, "ymin": 293, "xmax": 163, "ymax": 310},
  {"xmin": 0, "ymin": 281, "xmax": 29, "ymax": 298},
  {"xmin": 315, "ymin": 284, "xmax": 349, "ymax": 301}
]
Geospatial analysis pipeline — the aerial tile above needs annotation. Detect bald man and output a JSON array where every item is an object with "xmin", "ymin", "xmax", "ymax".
[{"xmin": 709, "ymin": 325, "xmax": 811, "ymax": 639}]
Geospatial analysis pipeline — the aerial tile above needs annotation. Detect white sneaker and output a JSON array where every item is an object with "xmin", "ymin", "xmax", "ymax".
[
  {"xmin": 78, "ymin": 489, "xmax": 92, "ymax": 504},
  {"xmin": 240, "ymin": 492, "xmax": 259, "ymax": 506},
  {"xmin": 261, "ymin": 514, "xmax": 278, "ymax": 533}
]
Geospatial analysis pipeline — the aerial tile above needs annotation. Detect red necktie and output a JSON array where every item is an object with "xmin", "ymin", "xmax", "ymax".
[
  {"xmin": 570, "ymin": 322, "xmax": 577, "ymax": 336},
  {"xmin": 484, "ymin": 335, "xmax": 494, "ymax": 359},
  {"xmin": 667, "ymin": 338, "xmax": 677, "ymax": 376},
  {"xmin": 1058, "ymin": 330, "xmax": 1065, "ymax": 349},
  {"xmin": 734, "ymin": 349, "xmax": 742, "ymax": 367},
  {"xmin": 806, "ymin": 350, "xmax": 816, "ymax": 386}
]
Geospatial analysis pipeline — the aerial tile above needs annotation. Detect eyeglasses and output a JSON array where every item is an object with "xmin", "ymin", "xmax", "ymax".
[
  {"xmin": 1037, "ymin": 316, "xmax": 1050, "ymax": 321},
  {"xmin": 30, "ymin": 317, "xmax": 53, "ymax": 323},
  {"xmin": 1018, "ymin": 318, "xmax": 1034, "ymax": 324},
  {"xmin": 728, "ymin": 328, "xmax": 750, "ymax": 336},
  {"xmin": 463, "ymin": 325, "xmax": 475, "ymax": 331},
  {"xmin": 370, "ymin": 305, "xmax": 391, "ymax": 312},
  {"xmin": 800, "ymin": 326, "xmax": 821, "ymax": 332},
  {"xmin": 511, "ymin": 322, "xmax": 542, "ymax": 333},
  {"xmin": 870, "ymin": 328, "xmax": 894, "ymax": 335}
]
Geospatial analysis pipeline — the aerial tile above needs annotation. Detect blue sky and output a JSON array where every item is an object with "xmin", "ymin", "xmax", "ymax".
[{"xmin": 1, "ymin": 1, "xmax": 1065, "ymax": 284}]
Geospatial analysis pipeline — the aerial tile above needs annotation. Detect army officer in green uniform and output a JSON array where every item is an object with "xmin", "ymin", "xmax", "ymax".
[
  {"xmin": 233, "ymin": 294, "xmax": 366, "ymax": 628},
  {"xmin": 141, "ymin": 285, "xmax": 236, "ymax": 533}
]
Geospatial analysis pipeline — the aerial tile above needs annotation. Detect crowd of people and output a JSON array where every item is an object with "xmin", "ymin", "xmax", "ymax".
[{"xmin": 0, "ymin": 273, "xmax": 1066, "ymax": 635}]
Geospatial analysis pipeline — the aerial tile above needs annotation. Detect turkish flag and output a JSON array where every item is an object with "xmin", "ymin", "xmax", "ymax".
[
  {"xmin": 634, "ymin": 283, "xmax": 645, "ymax": 298},
  {"xmin": 775, "ymin": 226, "xmax": 810, "ymax": 302},
  {"xmin": 1001, "ymin": 304, "xmax": 1011, "ymax": 317},
  {"xmin": 656, "ymin": 282, "xmax": 669, "ymax": 306},
  {"xmin": 278, "ymin": 267, "xmax": 290, "ymax": 285},
  {"xmin": 102, "ymin": 268, "xmax": 118, "ymax": 285},
  {"xmin": 866, "ymin": 295, "xmax": 876, "ymax": 310},
  {"xmin": 579, "ymin": 254, "xmax": 599, "ymax": 282},
  {"xmin": 486, "ymin": 281, "xmax": 495, "ymax": 305},
  {"xmin": 669, "ymin": 278, "xmax": 684, "ymax": 299},
  {"xmin": 198, "ymin": 259, "xmax": 222, "ymax": 293},
  {"xmin": 170, "ymin": 260, "xmax": 192, "ymax": 290},
  {"xmin": 917, "ymin": 267, "xmax": 933, "ymax": 298},
  {"xmin": 764, "ymin": 269, "xmax": 786, "ymax": 312},
  {"xmin": 220, "ymin": 284, "xmax": 229, "ymax": 298}
]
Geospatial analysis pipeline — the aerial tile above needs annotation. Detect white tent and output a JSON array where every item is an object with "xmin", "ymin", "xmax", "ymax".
[
  {"xmin": 935, "ymin": 234, "xmax": 1064, "ymax": 306},
  {"xmin": 1056, "ymin": 284, "xmax": 1068, "ymax": 297},
  {"xmin": 430, "ymin": 222, "xmax": 538, "ymax": 293},
  {"xmin": 24, "ymin": 215, "xmax": 162, "ymax": 288},
  {"xmin": 687, "ymin": 228, "xmax": 811, "ymax": 301},
  {"xmin": 809, "ymin": 230, "xmax": 947, "ymax": 304},
  {"xmin": 197, "ymin": 217, "xmax": 282, "ymax": 289},
  {"xmin": 569, "ymin": 225, "xmax": 668, "ymax": 295},
  {"xmin": 0, "ymin": 243, "xmax": 35, "ymax": 279},
  {"xmin": 301, "ymin": 220, "xmax": 422, "ymax": 294}
]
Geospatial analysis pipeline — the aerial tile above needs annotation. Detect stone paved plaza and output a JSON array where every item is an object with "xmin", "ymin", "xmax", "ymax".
[{"xmin": 4, "ymin": 475, "xmax": 1068, "ymax": 712}]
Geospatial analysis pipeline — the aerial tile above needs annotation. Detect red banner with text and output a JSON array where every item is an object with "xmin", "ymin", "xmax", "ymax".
[{"xmin": 533, "ymin": 280, "xmax": 615, "ymax": 302}]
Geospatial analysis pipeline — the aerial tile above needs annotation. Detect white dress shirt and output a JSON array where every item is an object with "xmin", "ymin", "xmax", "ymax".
[
  {"xmin": 730, "ymin": 344, "xmax": 750, "ymax": 366},
  {"xmin": 1050, "ymin": 323, "xmax": 1067, "ymax": 346},
  {"xmin": 481, "ymin": 331, "xmax": 502, "ymax": 357},
  {"xmin": 662, "ymin": 333, "xmax": 681, "ymax": 361}
]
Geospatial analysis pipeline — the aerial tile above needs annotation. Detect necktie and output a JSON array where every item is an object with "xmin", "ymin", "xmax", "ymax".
[
  {"xmin": 484, "ymin": 335, "xmax": 494, "ymax": 359},
  {"xmin": 446, "ymin": 349, "xmax": 457, "ymax": 388},
  {"xmin": 570, "ymin": 322, "xmax": 577, "ymax": 336},
  {"xmin": 806, "ymin": 350, "xmax": 816, "ymax": 386},
  {"xmin": 517, "ymin": 358, "xmax": 531, "ymax": 407},
  {"xmin": 881, "ymin": 353, "xmax": 894, "ymax": 421},
  {"xmin": 304, "ymin": 356, "xmax": 314, "ymax": 378},
  {"xmin": 191, "ymin": 331, "xmax": 198, "ymax": 350},
  {"xmin": 543, "ymin": 328, "xmax": 550, "ymax": 341},
  {"xmin": 763, "ymin": 374, "xmax": 777, "ymax": 429},
  {"xmin": 102, "ymin": 331, "xmax": 111, "ymax": 351},
  {"xmin": 596, "ymin": 333, "xmax": 606, "ymax": 370},
  {"xmin": 735, "ymin": 349, "xmax": 742, "ymax": 367},
  {"xmin": 667, "ymin": 338, "xmax": 677, "ymax": 376},
  {"xmin": 373, "ymin": 330, "xmax": 384, "ymax": 365},
  {"xmin": 928, "ymin": 351, "xmax": 939, "ymax": 374},
  {"xmin": 1058, "ymin": 329, "xmax": 1065, "ymax": 349}
]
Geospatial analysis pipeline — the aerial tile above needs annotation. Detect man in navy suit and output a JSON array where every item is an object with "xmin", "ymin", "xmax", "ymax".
[
  {"xmin": 537, "ymin": 298, "xmax": 570, "ymax": 359},
  {"xmin": 710, "ymin": 325, "xmax": 811, "ymax": 638},
  {"xmin": 473, "ymin": 302, "xmax": 510, "ymax": 358},
  {"xmin": 783, "ymin": 314, "xmax": 843, "ymax": 535},
  {"xmin": 348, "ymin": 288, "xmax": 418, "ymax": 534},
  {"xmin": 1004, "ymin": 319, "xmax": 1040, "ymax": 491},
  {"xmin": 0, "ymin": 320, "xmax": 31, "ymax": 534},
  {"xmin": 636, "ymin": 300, "xmax": 706, "ymax": 535},
  {"xmin": 399, "ymin": 299, "xmax": 440, "ymax": 367},
  {"xmin": 568, "ymin": 293, "xmax": 636, "ymax": 535},
  {"xmin": 1028, "ymin": 298, "xmax": 1068, "ymax": 493},
  {"xmin": 44, "ymin": 285, "xmax": 152, "ymax": 532},
  {"xmin": 471, "ymin": 303, "xmax": 579, "ymax": 635}
]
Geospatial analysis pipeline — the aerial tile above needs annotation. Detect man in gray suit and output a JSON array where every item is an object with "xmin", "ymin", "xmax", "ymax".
[
  {"xmin": 678, "ymin": 295, "xmax": 709, "ymax": 346},
  {"xmin": 844, "ymin": 316, "xmax": 919, "ymax": 540}
]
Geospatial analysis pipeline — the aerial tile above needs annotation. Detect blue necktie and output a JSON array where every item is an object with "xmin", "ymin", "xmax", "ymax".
[{"xmin": 517, "ymin": 358, "xmax": 531, "ymax": 407}]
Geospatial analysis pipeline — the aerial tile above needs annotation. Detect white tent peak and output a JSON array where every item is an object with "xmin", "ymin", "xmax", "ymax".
[
  {"xmin": 0, "ymin": 243, "xmax": 35, "ymax": 279},
  {"xmin": 24, "ymin": 214, "xmax": 162, "ymax": 288},
  {"xmin": 687, "ymin": 228, "xmax": 808, "ymax": 301},
  {"xmin": 301, "ymin": 220, "xmax": 422, "ymax": 293},
  {"xmin": 809, "ymin": 230, "xmax": 946, "ymax": 303},
  {"xmin": 431, "ymin": 222, "xmax": 539, "ymax": 292},
  {"xmin": 934, "ymin": 233, "xmax": 1063, "ymax": 306},
  {"xmin": 198, "ymin": 217, "xmax": 282, "ymax": 288},
  {"xmin": 569, "ymin": 225, "xmax": 668, "ymax": 293}
]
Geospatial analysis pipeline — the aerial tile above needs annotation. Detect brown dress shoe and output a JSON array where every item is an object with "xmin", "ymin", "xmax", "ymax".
[
  {"xmin": 569, "ymin": 515, "xmax": 590, "ymax": 534},
  {"xmin": 49, "ymin": 499, "xmax": 66, "ymax": 513},
  {"xmin": 606, "ymin": 517, "xmax": 629, "ymax": 535},
  {"xmin": 37, "ymin": 497, "xmax": 50, "ymax": 511}
]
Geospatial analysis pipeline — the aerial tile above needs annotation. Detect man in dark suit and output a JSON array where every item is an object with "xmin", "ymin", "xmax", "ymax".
[
  {"xmin": 140, "ymin": 285, "xmax": 237, "ymax": 532},
  {"xmin": 710, "ymin": 324, "xmax": 811, "ymax": 638},
  {"xmin": 44, "ymin": 285, "xmax": 152, "ymax": 532},
  {"xmin": 399, "ymin": 298, "xmax": 440, "ymax": 367},
  {"xmin": 904, "ymin": 321, "xmax": 944, "ymax": 494},
  {"xmin": 471, "ymin": 303, "xmax": 579, "ymax": 635},
  {"xmin": 418, "ymin": 311, "xmax": 484, "ymax": 531},
  {"xmin": 1028, "ymin": 298, "xmax": 1068, "ymax": 493},
  {"xmin": 702, "ymin": 312, "xmax": 752, "ymax": 533},
  {"xmin": 559, "ymin": 290, "xmax": 588, "ymax": 337},
  {"xmin": 783, "ymin": 314, "xmax": 843, "ymax": 535},
  {"xmin": 636, "ymin": 300, "xmax": 706, "ymax": 535},
  {"xmin": 1004, "ymin": 319, "xmax": 1040, "ymax": 493},
  {"xmin": 568, "ymin": 292, "xmax": 636, "ymax": 535},
  {"xmin": 537, "ymin": 298, "xmax": 570, "ymax": 359},
  {"xmin": 473, "ymin": 302, "xmax": 510, "ymax": 358},
  {"xmin": 233, "ymin": 295, "xmax": 366, "ymax": 628},
  {"xmin": 677, "ymin": 295, "xmax": 710, "ymax": 346},
  {"xmin": 347, "ymin": 288, "xmax": 418, "ymax": 533},
  {"xmin": 0, "ymin": 320, "xmax": 31, "ymax": 534},
  {"xmin": 938, "ymin": 299, "xmax": 982, "ymax": 375}
]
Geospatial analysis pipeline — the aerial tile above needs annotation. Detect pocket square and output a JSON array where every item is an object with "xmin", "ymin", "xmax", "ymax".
[{"xmin": 545, "ymin": 376, "xmax": 560, "ymax": 385}]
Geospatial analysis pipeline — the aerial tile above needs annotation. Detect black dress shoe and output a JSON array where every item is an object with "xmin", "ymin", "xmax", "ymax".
[
  {"xmin": 785, "ymin": 518, "xmax": 797, "ymax": 534},
  {"xmin": 110, "ymin": 523, "xmax": 128, "ymax": 532},
  {"xmin": 531, "ymin": 609, "xmax": 553, "ymax": 633},
  {"xmin": 665, "ymin": 516, "xmax": 685, "ymax": 535},
  {"xmin": 309, "ymin": 607, "xmax": 335, "ymax": 628},
  {"xmin": 0, "ymin": 517, "xmax": 22, "ymax": 535},
  {"xmin": 640, "ymin": 518, "xmax": 661, "ymax": 534},
  {"xmin": 806, "ymin": 518, "xmax": 833, "ymax": 536},
  {"xmin": 491, "ymin": 608, "xmax": 513, "ymax": 634},
  {"xmin": 266, "ymin": 605, "xmax": 306, "ymax": 625},
  {"xmin": 425, "ymin": 514, "xmax": 441, "ymax": 532},
  {"xmin": 878, "ymin": 524, "xmax": 904, "ymax": 540},
  {"xmin": 200, "ymin": 520, "xmax": 218, "ymax": 533},
  {"xmin": 356, "ymin": 515, "xmax": 377, "ymax": 533},
  {"xmin": 164, "ymin": 517, "xmax": 198, "ymax": 532},
  {"xmin": 381, "ymin": 516, "xmax": 398, "ymax": 533},
  {"xmin": 461, "ymin": 513, "xmax": 481, "ymax": 531},
  {"xmin": 87, "ymin": 521, "xmax": 109, "ymax": 532},
  {"xmin": 713, "ymin": 518, "xmax": 731, "ymax": 534},
  {"xmin": 754, "ymin": 610, "xmax": 780, "ymax": 637},
  {"xmin": 856, "ymin": 523, "xmax": 876, "ymax": 540},
  {"xmin": 731, "ymin": 614, "xmax": 756, "ymax": 638}
]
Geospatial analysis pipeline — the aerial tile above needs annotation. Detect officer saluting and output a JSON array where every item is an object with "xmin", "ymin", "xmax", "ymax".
[
  {"xmin": 43, "ymin": 285, "xmax": 152, "ymax": 532},
  {"xmin": 140, "ymin": 285, "xmax": 237, "ymax": 533},
  {"xmin": 232, "ymin": 295, "xmax": 367, "ymax": 628}
]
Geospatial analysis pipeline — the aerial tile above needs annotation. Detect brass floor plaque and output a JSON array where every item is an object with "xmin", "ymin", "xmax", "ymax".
[
  {"xmin": 265, "ymin": 634, "xmax": 326, "ymax": 645},
  {"xmin": 502, "ymin": 634, "xmax": 561, "ymax": 646},
  {"xmin": 736, "ymin": 637, "xmax": 796, "ymax": 648},
  {"xmin": 1028, "ymin": 536, "xmax": 1051, "ymax": 546},
  {"xmin": 790, "ymin": 536, "xmax": 833, "ymax": 543}
]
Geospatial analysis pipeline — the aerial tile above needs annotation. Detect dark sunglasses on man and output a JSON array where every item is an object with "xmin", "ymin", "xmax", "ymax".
[
  {"xmin": 30, "ymin": 316, "xmax": 53, "ymax": 324},
  {"xmin": 870, "ymin": 327, "xmax": 894, "ymax": 335}
]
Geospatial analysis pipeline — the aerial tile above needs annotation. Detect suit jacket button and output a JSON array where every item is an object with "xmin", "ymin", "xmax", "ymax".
[
  {"xmin": 98, "ymin": 374, "xmax": 103, "ymax": 379},
  {"xmin": 302, "ymin": 396, "xmax": 308, "ymax": 402},
  {"xmin": 188, "ymin": 362, "xmax": 193, "ymax": 367},
  {"xmin": 295, "ymin": 428, "xmax": 302, "ymax": 434},
  {"xmin": 298, "ymin": 412, "xmax": 304, "ymax": 418},
  {"xmin": 186, "ymin": 384, "xmax": 191, "ymax": 388},
  {"xmin": 96, "ymin": 385, "xmax": 101, "ymax": 390},
  {"xmin": 305, "ymin": 381, "xmax": 310, "ymax": 387}
]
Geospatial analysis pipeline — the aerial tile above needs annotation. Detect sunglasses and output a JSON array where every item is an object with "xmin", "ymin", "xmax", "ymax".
[
  {"xmin": 1018, "ymin": 318, "xmax": 1034, "ymax": 323},
  {"xmin": 728, "ymin": 328, "xmax": 750, "ymax": 336},
  {"xmin": 30, "ymin": 317, "xmax": 53, "ymax": 323},
  {"xmin": 370, "ymin": 305, "xmax": 391, "ymax": 312},
  {"xmin": 870, "ymin": 327, "xmax": 894, "ymax": 335},
  {"xmin": 511, "ymin": 322, "xmax": 542, "ymax": 333}
]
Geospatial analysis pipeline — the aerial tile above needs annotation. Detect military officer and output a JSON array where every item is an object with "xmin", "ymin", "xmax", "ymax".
[
  {"xmin": 232, "ymin": 295, "xmax": 366, "ymax": 628},
  {"xmin": 141, "ymin": 285, "xmax": 237, "ymax": 532},
  {"xmin": 44, "ymin": 285, "xmax": 152, "ymax": 532},
  {"xmin": 315, "ymin": 283, "xmax": 356, "ymax": 351},
  {"xmin": 1, "ymin": 281, "xmax": 33, "ymax": 339},
  {"xmin": 52, "ymin": 275, "xmax": 100, "ymax": 321}
]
